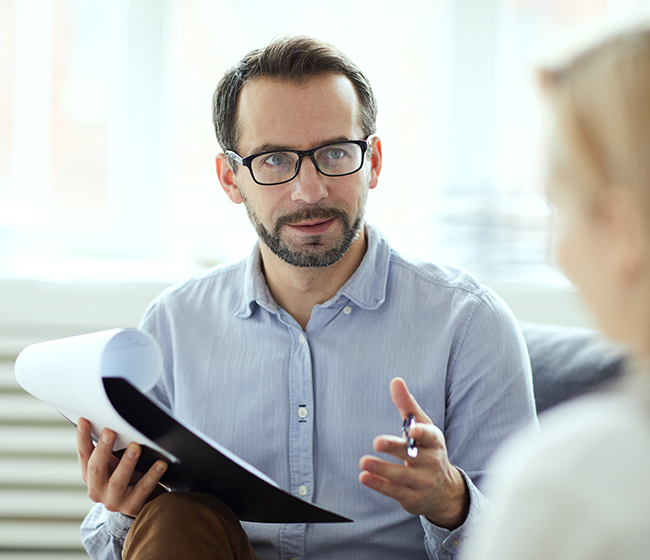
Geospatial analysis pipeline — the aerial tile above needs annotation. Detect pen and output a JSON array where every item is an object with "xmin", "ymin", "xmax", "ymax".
[{"xmin": 402, "ymin": 414, "xmax": 418, "ymax": 458}]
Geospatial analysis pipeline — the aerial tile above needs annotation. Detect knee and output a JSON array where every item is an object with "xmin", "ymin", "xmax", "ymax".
[
  {"xmin": 142, "ymin": 491, "xmax": 241, "ymax": 532},
  {"xmin": 143, "ymin": 491, "xmax": 196, "ymax": 517},
  {"xmin": 125, "ymin": 492, "xmax": 251, "ymax": 560}
]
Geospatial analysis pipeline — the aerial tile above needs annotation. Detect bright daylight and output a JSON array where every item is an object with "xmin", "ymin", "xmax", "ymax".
[{"xmin": 1, "ymin": 1, "xmax": 649, "ymax": 559}]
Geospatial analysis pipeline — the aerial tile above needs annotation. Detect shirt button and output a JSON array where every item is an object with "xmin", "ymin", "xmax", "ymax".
[
  {"xmin": 298, "ymin": 485, "xmax": 308, "ymax": 496},
  {"xmin": 451, "ymin": 539, "xmax": 462, "ymax": 548},
  {"xmin": 298, "ymin": 407, "xmax": 308, "ymax": 419},
  {"xmin": 343, "ymin": 306, "xmax": 352, "ymax": 315},
  {"xmin": 298, "ymin": 333, "xmax": 306, "ymax": 344}
]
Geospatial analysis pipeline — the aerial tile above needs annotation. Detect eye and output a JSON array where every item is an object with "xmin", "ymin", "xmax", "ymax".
[
  {"xmin": 322, "ymin": 147, "xmax": 349, "ymax": 161},
  {"xmin": 325, "ymin": 148, "xmax": 346, "ymax": 160},
  {"xmin": 262, "ymin": 153, "xmax": 291, "ymax": 167}
]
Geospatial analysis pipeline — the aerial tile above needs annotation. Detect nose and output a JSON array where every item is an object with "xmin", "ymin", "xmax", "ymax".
[{"xmin": 289, "ymin": 156, "xmax": 328, "ymax": 205}]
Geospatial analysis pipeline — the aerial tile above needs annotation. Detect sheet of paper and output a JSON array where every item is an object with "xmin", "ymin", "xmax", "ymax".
[{"xmin": 14, "ymin": 328, "xmax": 177, "ymax": 462}]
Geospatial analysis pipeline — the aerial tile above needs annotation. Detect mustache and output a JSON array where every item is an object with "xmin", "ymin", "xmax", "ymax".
[{"xmin": 274, "ymin": 206, "xmax": 348, "ymax": 230}]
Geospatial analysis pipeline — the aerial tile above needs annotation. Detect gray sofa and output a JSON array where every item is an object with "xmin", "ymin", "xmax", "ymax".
[{"xmin": 520, "ymin": 322, "xmax": 626, "ymax": 413}]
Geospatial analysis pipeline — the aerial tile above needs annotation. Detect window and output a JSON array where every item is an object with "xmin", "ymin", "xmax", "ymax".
[{"xmin": 1, "ymin": 0, "xmax": 647, "ymax": 283}]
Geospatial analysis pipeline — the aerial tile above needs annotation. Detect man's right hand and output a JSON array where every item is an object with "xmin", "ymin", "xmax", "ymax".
[{"xmin": 77, "ymin": 417, "xmax": 168, "ymax": 518}]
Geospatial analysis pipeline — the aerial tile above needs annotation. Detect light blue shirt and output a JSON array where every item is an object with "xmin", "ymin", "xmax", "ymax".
[{"xmin": 81, "ymin": 223, "xmax": 536, "ymax": 560}]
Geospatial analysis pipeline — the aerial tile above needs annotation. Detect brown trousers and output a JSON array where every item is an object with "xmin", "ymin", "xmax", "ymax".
[{"xmin": 122, "ymin": 492, "xmax": 258, "ymax": 560}]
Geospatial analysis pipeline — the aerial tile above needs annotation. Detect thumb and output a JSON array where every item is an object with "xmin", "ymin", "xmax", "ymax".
[{"xmin": 390, "ymin": 377, "xmax": 431, "ymax": 424}]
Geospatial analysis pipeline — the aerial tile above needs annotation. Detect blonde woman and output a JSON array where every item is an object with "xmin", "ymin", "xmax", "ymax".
[{"xmin": 464, "ymin": 17, "xmax": 650, "ymax": 560}]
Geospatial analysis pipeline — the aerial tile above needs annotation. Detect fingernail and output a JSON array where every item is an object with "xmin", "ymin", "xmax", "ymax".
[
  {"xmin": 126, "ymin": 446, "xmax": 138, "ymax": 459},
  {"xmin": 364, "ymin": 476, "xmax": 378, "ymax": 489},
  {"xmin": 156, "ymin": 462, "xmax": 168, "ymax": 474}
]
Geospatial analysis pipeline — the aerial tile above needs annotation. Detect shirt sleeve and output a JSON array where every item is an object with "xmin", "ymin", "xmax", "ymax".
[
  {"xmin": 78, "ymin": 301, "xmax": 168, "ymax": 560},
  {"xmin": 422, "ymin": 468, "xmax": 491, "ymax": 560},
  {"xmin": 423, "ymin": 289, "xmax": 538, "ymax": 559},
  {"xmin": 80, "ymin": 504, "xmax": 134, "ymax": 560}
]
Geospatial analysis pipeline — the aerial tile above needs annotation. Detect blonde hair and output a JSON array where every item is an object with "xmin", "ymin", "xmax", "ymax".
[{"xmin": 540, "ymin": 18, "xmax": 650, "ymax": 214}]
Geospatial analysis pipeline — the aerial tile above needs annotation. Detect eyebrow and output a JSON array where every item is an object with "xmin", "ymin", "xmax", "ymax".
[{"xmin": 247, "ymin": 135, "xmax": 354, "ymax": 156}]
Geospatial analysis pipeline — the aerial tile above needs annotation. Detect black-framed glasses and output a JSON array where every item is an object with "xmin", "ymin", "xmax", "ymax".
[{"xmin": 226, "ymin": 138, "xmax": 372, "ymax": 186}]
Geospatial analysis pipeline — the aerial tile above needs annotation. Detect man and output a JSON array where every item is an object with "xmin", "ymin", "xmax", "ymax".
[{"xmin": 79, "ymin": 36, "xmax": 535, "ymax": 560}]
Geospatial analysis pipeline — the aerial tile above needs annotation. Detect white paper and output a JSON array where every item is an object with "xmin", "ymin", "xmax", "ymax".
[{"xmin": 14, "ymin": 328, "xmax": 178, "ymax": 462}]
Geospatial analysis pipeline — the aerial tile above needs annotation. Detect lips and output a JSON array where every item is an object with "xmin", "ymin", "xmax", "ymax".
[{"xmin": 286, "ymin": 217, "xmax": 337, "ymax": 234}]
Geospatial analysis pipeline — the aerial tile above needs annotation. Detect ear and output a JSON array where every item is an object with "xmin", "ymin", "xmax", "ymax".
[
  {"xmin": 216, "ymin": 153, "xmax": 243, "ymax": 204},
  {"xmin": 368, "ymin": 136, "xmax": 382, "ymax": 190},
  {"xmin": 600, "ymin": 187, "xmax": 645, "ymax": 285}
]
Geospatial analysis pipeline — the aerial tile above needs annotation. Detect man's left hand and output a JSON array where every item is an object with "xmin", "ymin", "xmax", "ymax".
[{"xmin": 358, "ymin": 377, "xmax": 470, "ymax": 530}]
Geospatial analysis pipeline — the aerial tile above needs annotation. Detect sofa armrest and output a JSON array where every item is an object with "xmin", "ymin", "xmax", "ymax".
[{"xmin": 519, "ymin": 321, "xmax": 626, "ymax": 413}]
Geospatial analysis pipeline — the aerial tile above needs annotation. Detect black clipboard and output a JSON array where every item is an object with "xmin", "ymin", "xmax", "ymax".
[{"xmin": 102, "ymin": 377, "xmax": 351, "ymax": 524}]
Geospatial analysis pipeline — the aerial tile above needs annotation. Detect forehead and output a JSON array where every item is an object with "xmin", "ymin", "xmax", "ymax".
[{"xmin": 235, "ymin": 74, "xmax": 362, "ymax": 154}]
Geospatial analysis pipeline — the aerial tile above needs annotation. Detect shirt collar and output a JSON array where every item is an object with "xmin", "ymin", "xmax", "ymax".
[
  {"xmin": 335, "ymin": 221, "xmax": 389, "ymax": 311},
  {"xmin": 235, "ymin": 221, "xmax": 390, "ymax": 318},
  {"xmin": 236, "ymin": 244, "xmax": 276, "ymax": 318}
]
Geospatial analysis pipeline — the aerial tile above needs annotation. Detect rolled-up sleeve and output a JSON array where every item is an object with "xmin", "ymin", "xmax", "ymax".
[{"xmin": 80, "ymin": 504, "xmax": 134, "ymax": 560}]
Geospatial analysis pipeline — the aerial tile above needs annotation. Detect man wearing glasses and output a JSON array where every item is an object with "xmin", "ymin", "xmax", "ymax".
[{"xmin": 79, "ymin": 36, "xmax": 535, "ymax": 560}]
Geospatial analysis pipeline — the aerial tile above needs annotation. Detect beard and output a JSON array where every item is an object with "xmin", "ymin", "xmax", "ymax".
[{"xmin": 240, "ymin": 192, "xmax": 367, "ymax": 268}]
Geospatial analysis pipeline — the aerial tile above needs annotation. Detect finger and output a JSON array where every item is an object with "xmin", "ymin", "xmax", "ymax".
[
  {"xmin": 390, "ymin": 377, "xmax": 431, "ymax": 424},
  {"xmin": 121, "ymin": 460, "xmax": 168, "ymax": 517},
  {"xmin": 86, "ymin": 428, "xmax": 116, "ymax": 492},
  {"xmin": 407, "ymin": 423, "xmax": 446, "ymax": 452},
  {"xmin": 76, "ymin": 418, "xmax": 94, "ymax": 483},
  {"xmin": 359, "ymin": 470, "xmax": 414, "ymax": 503},
  {"xmin": 359, "ymin": 454, "xmax": 412, "ymax": 486},
  {"xmin": 374, "ymin": 422, "xmax": 446, "ymax": 456},
  {"xmin": 103, "ymin": 443, "xmax": 143, "ymax": 509},
  {"xmin": 373, "ymin": 434, "xmax": 416, "ymax": 461},
  {"xmin": 358, "ymin": 459, "xmax": 415, "ymax": 504}
]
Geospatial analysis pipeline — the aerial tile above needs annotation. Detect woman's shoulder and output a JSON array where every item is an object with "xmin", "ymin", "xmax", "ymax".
[
  {"xmin": 499, "ymin": 385, "xmax": 650, "ymax": 480},
  {"xmin": 486, "ymin": 380, "xmax": 650, "ymax": 521},
  {"xmin": 468, "ymin": 383, "xmax": 650, "ymax": 560}
]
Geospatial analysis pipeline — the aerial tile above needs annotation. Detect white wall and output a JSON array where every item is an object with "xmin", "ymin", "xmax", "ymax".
[
  {"xmin": 0, "ymin": 279, "xmax": 168, "ymax": 357},
  {"xmin": 0, "ymin": 277, "xmax": 596, "ymax": 359}
]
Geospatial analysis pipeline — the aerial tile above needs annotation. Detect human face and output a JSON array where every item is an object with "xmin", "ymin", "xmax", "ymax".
[
  {"xmin": 219, "ymin": 74, "xmax": 381, "ymax": 268},
  {"xmin": 546, "ymin": 132, "xmax": 629, "ymax": 342}
]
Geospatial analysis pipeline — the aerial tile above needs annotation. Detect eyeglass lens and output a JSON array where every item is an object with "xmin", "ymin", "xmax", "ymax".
[{"xmin": 251, "ymin": 142, "xmax": 364, "ymax": 185}]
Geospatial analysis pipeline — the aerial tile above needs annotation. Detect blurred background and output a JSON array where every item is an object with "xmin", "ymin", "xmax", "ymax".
[{"xmin": 1, "ymin": 0, "xmax": 647, "ymax": 558}]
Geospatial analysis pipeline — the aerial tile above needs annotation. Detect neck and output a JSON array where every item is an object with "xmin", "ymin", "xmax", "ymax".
[{"xmin": 259, "ymin": 229, "xmax": 368, "ymax": 330}]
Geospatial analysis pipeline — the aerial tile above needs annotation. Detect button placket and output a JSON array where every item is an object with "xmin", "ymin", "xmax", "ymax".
[{"xmin": 283, "ymin": 326, "xmax": 314, "ymax": 558}]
